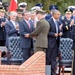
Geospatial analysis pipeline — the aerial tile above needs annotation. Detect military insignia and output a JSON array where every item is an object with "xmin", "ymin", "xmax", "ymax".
[
  {"xmin": 68, "ymin": 9, "xmax": 70, "ymax": 12},
  {"xmin": 66, "ymin": 25, "xmax": 68, "ymax": 30},
  {"xmin": 65, "ymin": 22, "xmax": 68, "ymax": 30}
]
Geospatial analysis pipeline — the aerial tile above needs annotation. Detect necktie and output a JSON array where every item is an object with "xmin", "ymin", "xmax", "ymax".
[
  {"xmin": 27, "ymin": 21, "xmax": 30, "ymax": 29},
  {"xmin": 55, "ymin": 21, "xmax": 58, "ymax": 34},
  {"xmin": 32, "ymin": 20, "xmax": 34, "ymax": 24}
]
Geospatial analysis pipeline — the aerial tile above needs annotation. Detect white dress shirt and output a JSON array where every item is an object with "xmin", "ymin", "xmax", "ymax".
[{"xmin": 10, "ymin": 20, "xmax": 17, "ymax": 29}]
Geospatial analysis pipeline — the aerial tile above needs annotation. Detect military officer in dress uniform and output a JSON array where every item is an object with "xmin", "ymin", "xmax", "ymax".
[
  {"xmin": 35, "ymin": 3, "xmax": 43, "ymax": 10},
  {"xmin": 2, "ymin": 2, "xmax": 10, "ymax": 12},
  {"xmin": 2, "ymin": 2, "xmax": 10, "ymax": 20},
  {"xmin": 18, "ymin": 2, "xmax": 27, "ymax": 11},
  {"xmin": 31, "ymin": 6, "xmax": 41, "ymax": 11},
  {"xmin": 0, "ymin": 6, "xmax": 7, "ymax": 46},
  {"xmin": 61, "ymin": 8, "xmax": 74, "ymax": 38},
  {"xmin": 16, "ymin": 8, "xmax": 23, "ymax": 22}
]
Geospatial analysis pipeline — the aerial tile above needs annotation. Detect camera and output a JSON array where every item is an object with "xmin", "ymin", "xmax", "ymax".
[{"xmin": 0, "ymin": 18, "xmax": 6, "ymax": 24}]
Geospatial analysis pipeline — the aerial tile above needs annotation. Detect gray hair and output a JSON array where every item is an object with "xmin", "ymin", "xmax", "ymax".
[
  {"xmin": 52, "ymin": 9, "xmax": 60, "ymax": 15},
  {"xmin": 31, "ymin": 11, "xmax": 36, "ymax": 14},
  {"xmin": 9, "ymin": 11, "xmax": 17, "ymax": 16}
]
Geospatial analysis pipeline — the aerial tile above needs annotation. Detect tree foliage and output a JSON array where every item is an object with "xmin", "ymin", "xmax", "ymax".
[{"xmin": 6, "ymin": 0, "xmax": 75, "ymax": 14}]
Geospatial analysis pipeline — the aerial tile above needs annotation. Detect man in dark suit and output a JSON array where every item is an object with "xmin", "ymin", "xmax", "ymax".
[
  {"xmin": 46, "ymin": 10, "xmax": 62, "ymax": 75},
  {"xmin": 19, "ymin": 11, "xmax": 34, "ymax": 63},
  {"xmin": 5, "ymin": 11, "xmax": 19, "ymax": 48},
  {"xmin": 5, "ymin": 11, "xmax": 19, "ymax": 64},
  {"xmin": 25, "ymin": 9, "xmax": 50, "ymax": 53}
]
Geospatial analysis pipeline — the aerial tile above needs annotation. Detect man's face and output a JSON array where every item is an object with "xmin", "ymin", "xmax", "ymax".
[
  {"xmin": 10, "ymin": 15, "xmax": 17, "ymax": 21},
  {"xmin": 53, "ymin": 11, "xmax": 61, "ymax": 20},
  {"xmin": 36, "ymin": 14, "xmax": 41, "ymax": 20},
  {"xmin": 17, "ymin": 13, "xmax": 22, "ymax": 18},
  {"xmin": 23, "ymin": 12, "xmax": 30, "ymax": 20},
  {"xmin": 30, "ymin": 13, "xmax": 36, "ymax": 20},
  {"xmin": 65, "ymin": 13, "xmax": 72, "ymax": 19}
]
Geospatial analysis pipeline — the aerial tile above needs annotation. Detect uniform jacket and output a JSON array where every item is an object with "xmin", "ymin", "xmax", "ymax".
[
  {"xmin": 61, "ymin": 16, "xmax": 72, "ymax": 38},
  {"xmin": 29, "ymin": 18, "xmax": 50, "ymax": 48},
  {"xmin": 0, "ymin": 25, "xmax": 6, "ymax": 41}
]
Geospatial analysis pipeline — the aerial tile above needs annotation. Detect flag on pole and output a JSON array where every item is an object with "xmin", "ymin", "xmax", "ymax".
[{"xmin": 9, "ymin": 0, "xmax": 18, "ymax": 12}]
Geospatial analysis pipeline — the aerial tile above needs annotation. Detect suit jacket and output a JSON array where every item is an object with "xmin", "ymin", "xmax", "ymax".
[
  {"xmin": 19, "ymin": 20, "xmax": 34, "ymax": 48},
  {"xmin": 29, "ymin": 18, "xmax": 50, "ymax": 48},
  {"xmin": 48, "ymin": 18, "xmax": 61, "ymax": 49},
  {"xmin": 5, "ymin": 21, "xmax": 19, "ymax": 47},
  {"xmin": 29, "ymin": 20, "xmax": 34, "ymax": 26},
  {"xmin": 0, "ymin": 25, "xmax": 6, "ymax": 40}
]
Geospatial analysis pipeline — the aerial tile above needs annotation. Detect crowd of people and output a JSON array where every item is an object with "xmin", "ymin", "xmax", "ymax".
[{"xmin": 0, "ymin": 1, "xmax": 75, "ymax": 75}]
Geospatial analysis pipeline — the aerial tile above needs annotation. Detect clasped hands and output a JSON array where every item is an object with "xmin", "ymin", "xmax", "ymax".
[{"xmin": 55, "ymin": 32, "xmax": 63, "ymax": 37}]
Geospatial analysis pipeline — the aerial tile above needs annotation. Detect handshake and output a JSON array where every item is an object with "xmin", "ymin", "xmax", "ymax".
[
  {"xmin": 24, "ymin": 34, "xmax": 37, "ymax": 38},
  {"xmin": 24, "ymin": 34, "xmax": 30, "ymax": 38}
]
